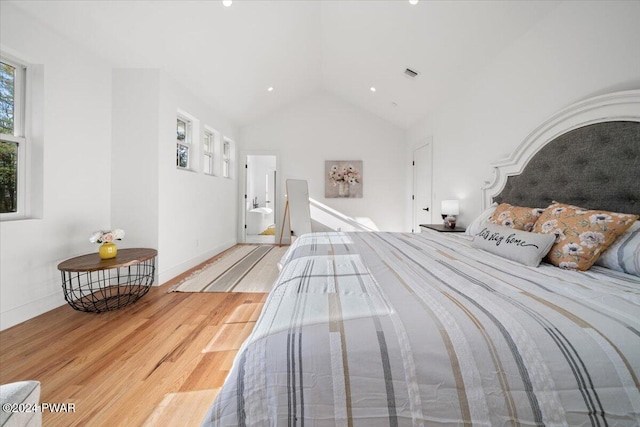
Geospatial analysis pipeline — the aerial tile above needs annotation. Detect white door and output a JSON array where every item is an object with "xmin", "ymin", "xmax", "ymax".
[{"xmin": 413, "ymin": 142, "xmax": 433, "ymax": 232}]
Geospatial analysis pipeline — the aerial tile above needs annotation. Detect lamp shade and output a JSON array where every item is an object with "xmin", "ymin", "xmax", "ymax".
[{"xmin": 441, "ymin": 199, "xmax": 459, "ymax": 215}]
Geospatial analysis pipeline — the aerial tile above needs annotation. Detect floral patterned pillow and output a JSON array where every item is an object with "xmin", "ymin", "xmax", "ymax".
[
  {"xmin": 532, "ymin": 202, "xmax": 638, "ymax": 271},
  {"xmin": 488, "ymin": 203, "xmax": 545, "ymax": 231}
]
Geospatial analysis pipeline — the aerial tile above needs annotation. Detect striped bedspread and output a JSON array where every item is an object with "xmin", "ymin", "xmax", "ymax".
[{"xmin": 202, "ymin": 231, "xmax": 640, "ymax": 426}]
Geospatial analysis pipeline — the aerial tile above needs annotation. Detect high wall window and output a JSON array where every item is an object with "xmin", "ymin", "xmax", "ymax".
[
  {"xmin": 0, "ymin": 57, "xmax": 26, "ymax": 216},
  {"xmin": 176, "ymin": 115, "xmax": 192, "ymax": 169},
  {"xmin": 222, "ymin": 139, "xmax": 232, "ymax": 178},
  {"xmin": 203, "ymin": 128, "xmax": 218, "ymax": 176}
]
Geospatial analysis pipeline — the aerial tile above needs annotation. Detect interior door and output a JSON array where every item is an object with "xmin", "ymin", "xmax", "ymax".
[{"xmin": 413, "ymin": 142, "xmax": 433, "ymax": 232}]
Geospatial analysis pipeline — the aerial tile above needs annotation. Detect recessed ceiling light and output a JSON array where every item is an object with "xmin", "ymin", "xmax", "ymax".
[
  {"xmin": 409, "ymin": 0, "xmax": 419, "ymax": 5},
  {"xmin": 267, "ymin": 87, "xmax": 274, "ymax": 92},
  {"xmin": 223, "ymin": 0, "xmax": 232, "ymax": 7},
  {"xmin": 370, "ymin": 87, "xmax": 376, "ymax": 92}
]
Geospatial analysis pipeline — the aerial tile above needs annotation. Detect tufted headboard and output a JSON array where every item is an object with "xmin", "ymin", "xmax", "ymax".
[
  {"xmin": 493, "ymin": 121, "xmax": 640, "ymax": 215},
  {"xmin": 483, "ymin": 90, "xmax": 640, "ymax": 216}
]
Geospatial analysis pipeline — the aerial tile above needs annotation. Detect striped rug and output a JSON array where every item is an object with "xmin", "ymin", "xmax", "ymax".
[{"xmin": 170, "ymin": 245, "xmax": 287, "ymax": 293}]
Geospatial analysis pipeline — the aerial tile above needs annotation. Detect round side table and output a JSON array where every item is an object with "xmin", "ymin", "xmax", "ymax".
[{"xmin": 57, "ymin": 248, "xmax": 157, "ymax": 313}]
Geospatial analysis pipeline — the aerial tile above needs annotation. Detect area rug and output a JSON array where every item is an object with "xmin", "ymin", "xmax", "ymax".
[
  {"xmin": 259, "ymin": 226, "xmax": 276, "ymax": 235},
  {"xmin": 170, "ymin": 245, "xmax": 287, "ymax": 293}
]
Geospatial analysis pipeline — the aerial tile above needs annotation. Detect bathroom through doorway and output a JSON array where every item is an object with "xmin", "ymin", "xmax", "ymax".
[{"xmin": 243, "ymin": 154, "xmax": 277, "ymax": 243}]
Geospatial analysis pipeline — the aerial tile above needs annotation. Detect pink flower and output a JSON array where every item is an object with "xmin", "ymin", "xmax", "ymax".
[{"xmin": 89, "ymin": 229, "xmax": 125, "ymax": 244}]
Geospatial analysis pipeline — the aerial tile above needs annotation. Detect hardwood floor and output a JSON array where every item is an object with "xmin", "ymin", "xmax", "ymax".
[{"xmin": 0, "ymin": 258, "xmax": 269, "ymax": 426}]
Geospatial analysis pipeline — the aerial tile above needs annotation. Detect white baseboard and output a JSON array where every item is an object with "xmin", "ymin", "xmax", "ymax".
[
  {"xmin": 0, "ymin": 287, "xmax": 66, "ymax": 332},
  {"xmin": 158, "ymin": 239, "xmax": 237, "ymax": 285}
]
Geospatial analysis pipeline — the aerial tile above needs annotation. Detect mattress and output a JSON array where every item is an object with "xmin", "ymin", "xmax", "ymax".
[{"xmin": 202, "ymin": 231, "xmax": 640, "ymax": 426}]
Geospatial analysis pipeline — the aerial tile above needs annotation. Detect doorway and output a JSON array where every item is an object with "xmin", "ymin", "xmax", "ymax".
[
  {"xmin": 243, "ymin": 154, "xmax": 278, "ymax": 244},
  {"xmin": 412, "ymin": 141, "xmax": 433, "ymax": 232}
]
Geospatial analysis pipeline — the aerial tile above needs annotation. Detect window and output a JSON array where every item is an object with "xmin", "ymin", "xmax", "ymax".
[
  {"xmin": 222, "ymin": 139, "xmax": 231, "ymax": 178},
  {"xmin": 203, "ymin": 129, "xmax": 218, "ymax": 175},
  {"xmin": 1, "ymin": 57, "xmax": 26, "ymax": 216},
  {"xmin": 176, "ymin": 116, "xmax": 192, "ymax": 169}
]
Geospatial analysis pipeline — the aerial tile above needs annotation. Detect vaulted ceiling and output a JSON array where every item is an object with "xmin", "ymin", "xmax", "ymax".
[{"xmin": 9, "ymin": 0, "xmax": 560, "ymax": 128}]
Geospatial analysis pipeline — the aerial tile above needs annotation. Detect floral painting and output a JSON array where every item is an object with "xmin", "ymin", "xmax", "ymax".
[{"xmin": 325, "ymin": 160, "xmax": 363, "ymax": 198}]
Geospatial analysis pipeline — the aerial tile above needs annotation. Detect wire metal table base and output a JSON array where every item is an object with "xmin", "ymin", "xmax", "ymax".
[{"xmin": 58, "ymin": 249, "xmax": 157, "ymax": 313}]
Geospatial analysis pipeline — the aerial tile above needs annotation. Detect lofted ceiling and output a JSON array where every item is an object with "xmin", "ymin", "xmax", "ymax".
[{"xmin": 8, "ymin": 0, "xmax": 560, "ymax": 129}]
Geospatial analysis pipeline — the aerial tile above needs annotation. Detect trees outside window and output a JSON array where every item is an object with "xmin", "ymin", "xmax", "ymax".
[
  {"xmin": 0, "ymin": 62, "xmax": 15, "ymax": 135},
  {"xmin": 176, "ymin": 116, "xmax": 191, "ymax": 169},
  {"xmin": 1, "ymin": 59, "xmax": 25, "ymax": 215}
]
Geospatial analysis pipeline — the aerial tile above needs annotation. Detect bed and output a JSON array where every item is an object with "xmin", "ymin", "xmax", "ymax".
[{"xmin": 202, "ymin": 90, "xmax": 640, "ymax": 426}]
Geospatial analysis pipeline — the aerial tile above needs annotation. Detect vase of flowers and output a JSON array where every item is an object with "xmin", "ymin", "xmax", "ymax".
[
  {"xmin": 329, "ymin": 163, "xmax": 360, "ymax": 198},
  {"xmin": 90, "ymin": 229, "xmax": 125, "ymax": 259}
]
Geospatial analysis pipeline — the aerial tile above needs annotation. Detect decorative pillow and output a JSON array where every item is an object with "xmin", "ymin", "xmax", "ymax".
[
  {"xmin": 594, "ymin": 221, "xmax": 639, "ymax": 276},
  {"xmin": 532, "ymin": 202, "xmax": 638, "ymax": 271},
  {"xmin": 465, "ymin": 203, "xmax": 498, "ymax": 236},
  {"xmin": 488, "ymin": 203, "xmax": 545, "ymax": 231},
  {"xmin": 472, "ymin": 223, "xmax": 556, "ymax": 267}
]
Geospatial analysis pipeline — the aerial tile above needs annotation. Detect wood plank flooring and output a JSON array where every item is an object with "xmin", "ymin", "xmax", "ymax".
[{"xmin": 0, "ymin": 251, "xmax": 270, "ymax": 427}]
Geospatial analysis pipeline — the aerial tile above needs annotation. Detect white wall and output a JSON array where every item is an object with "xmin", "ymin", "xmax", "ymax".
[
  {"xmin": 241, "ymin": 93, "xmax": 406, "ymax": 233},
  {"xmin": 157, "ymin": 72, "xmax": 238, "ymax": 283},
  {"xmin": 112, "ymin": 69, "xmax": 160, "ymax": 253},
  {"xmin": 111, "ymin": 69, "xmax": 239, "ymax": 284},
  {"xmin": 406, "ymin": 1, "xmax": 640, "ymax": 229},
  {"xmin": 0, "ymin": 2, "xmax": 112, "ymax": 330}
]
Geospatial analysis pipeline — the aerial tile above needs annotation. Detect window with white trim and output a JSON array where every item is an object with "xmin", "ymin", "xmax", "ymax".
[
  {"xmin": 1, "ymin": 57, "xmax": 26, "ymax": 216},
  {"xmin": 222, "ymin": 139, "xmax": 232, "ymax": 178},
  {"xmin": 176, "ymin": 115, "xmax": 192, "ymax": 169},
  {"xmin": 203, "ymin": 128, "xmax": 218, "ymax": 176}
]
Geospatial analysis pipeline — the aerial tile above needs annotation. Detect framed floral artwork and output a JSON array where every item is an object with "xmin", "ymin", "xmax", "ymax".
[{"xmin": 325, "ymin": 160, "xmax": 363, "ymax": 198}]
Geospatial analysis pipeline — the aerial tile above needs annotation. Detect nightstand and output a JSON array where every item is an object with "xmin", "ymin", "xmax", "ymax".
[{"xmin": 420, "ymin": 224, "xmax": 466, "ymax": 233}]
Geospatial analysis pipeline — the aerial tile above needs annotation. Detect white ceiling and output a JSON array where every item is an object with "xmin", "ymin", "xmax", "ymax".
[{"xmin": 10, "ymin": 0, "xmax": 560, "ymax": 129}]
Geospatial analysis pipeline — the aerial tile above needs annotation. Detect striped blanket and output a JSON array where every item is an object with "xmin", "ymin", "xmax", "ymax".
[{"xmin": 202, "ymin": 231, "xmax": 640, "ymax": 426}]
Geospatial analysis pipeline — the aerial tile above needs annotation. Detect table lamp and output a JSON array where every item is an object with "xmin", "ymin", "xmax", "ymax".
[{"xmin": 441, "ymin": 199, "xmax": 459, "ymax": 229}]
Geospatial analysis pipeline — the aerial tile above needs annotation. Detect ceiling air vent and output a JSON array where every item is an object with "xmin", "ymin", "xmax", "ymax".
[{"xmin": 404, "ymin": 68, "xmax": 419, "ymax": 79}]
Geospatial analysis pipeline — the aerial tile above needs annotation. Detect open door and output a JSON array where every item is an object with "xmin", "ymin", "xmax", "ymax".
[{"xmin": 242, "ymin": 154, "xmax": 278, "ymax": 243}]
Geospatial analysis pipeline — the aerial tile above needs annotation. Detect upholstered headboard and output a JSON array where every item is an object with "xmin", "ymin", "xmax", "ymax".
[
  {"xmin": 494, "ymin": 121, "xmax": 640, "ymax": 214},
  {"xmin": 483, "ymin": 91, "xmax": 640, "ymax": 215}
]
